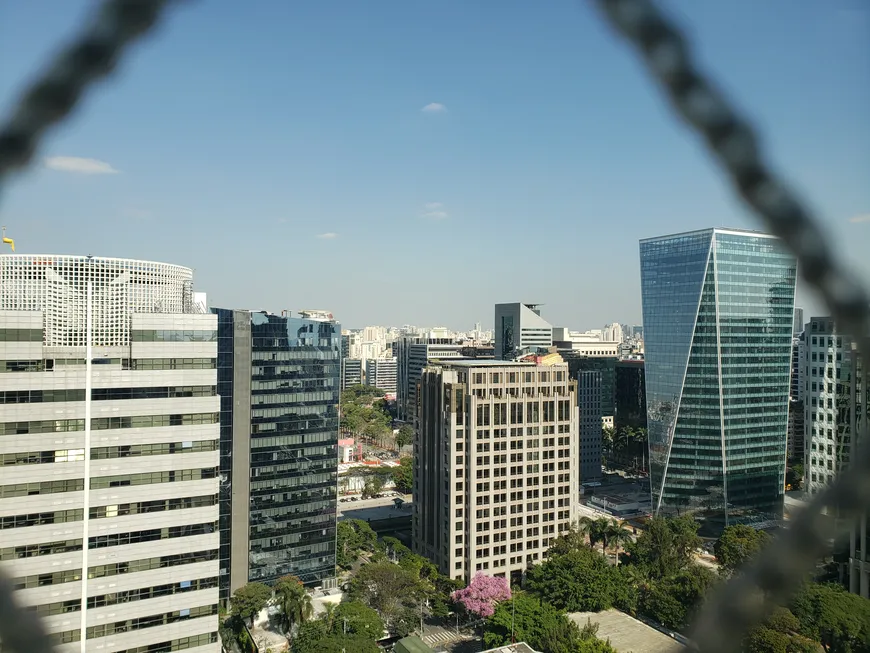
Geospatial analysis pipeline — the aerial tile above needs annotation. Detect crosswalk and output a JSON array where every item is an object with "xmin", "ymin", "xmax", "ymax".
[{"xmin": 422, "ymin": 629, "xmax": 459, "ymax": 646}]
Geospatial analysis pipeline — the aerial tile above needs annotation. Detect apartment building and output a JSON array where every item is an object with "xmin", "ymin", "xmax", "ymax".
[
  {"xmin": 341, "ymin": 358, "xmax": 363, "ymax": 390},
  {"xmin": 801, "ymin": 317, "xmax": 869, "ymax": 598},
  {"xmin": 396, "ymin": 335, "xmax": 462, "ymax": 424},
  {"xmin": 0, "ymin": 255, "xmax": 220, "ymax": 653},
  {"xmin": 413, "ymin": 360, "xmax": 579, "ymax": 585},
  {"xmin": 365, "ymin": 357, "xmax": 398, "ymax": 394}
]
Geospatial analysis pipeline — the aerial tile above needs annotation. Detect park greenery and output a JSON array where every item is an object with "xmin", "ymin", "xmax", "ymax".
[
  {"xmin": 339, "ymin": 384, "xmax": 395, "ymax": 448},
  {"xmin": 391, "ymin": 456, "xmax": 413, "ymax": 493},
  {"xmin": 224, "ymin": 511, "xmax": 870, "ymax": 653}
]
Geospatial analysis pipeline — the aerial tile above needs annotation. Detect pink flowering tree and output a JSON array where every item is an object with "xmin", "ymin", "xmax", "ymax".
[{"xmin": 450, "ymin": 573, "xmax": 512, "ymax": 618}]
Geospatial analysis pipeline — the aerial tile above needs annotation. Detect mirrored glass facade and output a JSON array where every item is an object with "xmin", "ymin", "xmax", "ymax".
[
  {"xmin": 215, "ymin": 309, "xmax": 340, "ymax": 598},
  {"xmin": 640, "ymin": 229, "xmax": 796, "ymax": 532}
]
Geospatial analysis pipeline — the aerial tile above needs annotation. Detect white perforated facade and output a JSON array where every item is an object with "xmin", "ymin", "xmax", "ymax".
[
  {"xmin": 0, "ymin": 255, "xmax": 198, "ymax": 347},
  {"xmin": 0, "ymin": 254, "xmax": 219, "ymax": 653}
]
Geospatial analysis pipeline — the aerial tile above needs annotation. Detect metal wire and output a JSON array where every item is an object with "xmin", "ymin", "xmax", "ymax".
[
  {"xmin": 0, "ymin": 0, "xmax": 173, "ymax": 183},
  {"xmin": 0, "ymin": 569, "xmax": 54, "ymax": 653},
  {"xmin": 591, "ymin": 0, "xmax": 870, "ymax": 650},
  {"xmin": 0, "ymin": 0, "xmax": 868, "ymax": 652}
]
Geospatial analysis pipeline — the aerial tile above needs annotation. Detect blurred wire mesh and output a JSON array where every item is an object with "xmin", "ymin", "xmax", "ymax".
[{"xmin": 0, "ymin": 1, "xmax": 867, "ymax": 652}]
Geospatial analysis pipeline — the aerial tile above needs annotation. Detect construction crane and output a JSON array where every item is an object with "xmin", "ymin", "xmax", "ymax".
[{"xmin": 1, "ymin": 226, "xmax": 13, "ymax": 252}]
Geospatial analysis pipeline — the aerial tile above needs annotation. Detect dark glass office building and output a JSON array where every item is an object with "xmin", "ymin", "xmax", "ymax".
[
  {"xmin": 640, "ymin": 229, "xmax": 796, "ymax": 533},
  {"xmin": 214, "ymin": 309, "xmax": 340, "ymax": 599}
]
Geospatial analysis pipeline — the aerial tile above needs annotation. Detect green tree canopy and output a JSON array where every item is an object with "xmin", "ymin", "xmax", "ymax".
[
  {"xmin": 337, "ymin": 519, "xmax": 378, "ymax": 569},
  {"xmin": 714, "ymin": 524, "xmax": 771, "ymax": 576},
  {"xmin": 231, "ymin": 582, "xmax": 272, "ymax": 625},
  {"xmin": 395, "ymin": 424, "xmax": 414, "ymax": 448},
  {"xmin": 627, "ymin": 515, "xmax": 701, "ymax": 579},
  {"xmin": 347, "ymin": 562, "xmax": 428, "ymax": 633},
  {"xmin": 637, "ymin": 564, "xmax": 717, "ymax": 630},
  {"xmin": 391, "ymin": 457, "xmax": 413, "ymax": 494},
  {"xmin": 526, "ymin": 546, "xmax": 619, "ymax": 613},
  {"xmin": 790, "ymin": 583, "xmax": 870, "ymax": 652},
  {"xmin": 331, "ymin": 601, "xmax": 385, "ymax": 641}
]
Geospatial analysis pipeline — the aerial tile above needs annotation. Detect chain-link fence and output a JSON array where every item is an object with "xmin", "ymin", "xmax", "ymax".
[{"xmin": 1, "ymin": 1, "xmax": 868, "ymax": 652}]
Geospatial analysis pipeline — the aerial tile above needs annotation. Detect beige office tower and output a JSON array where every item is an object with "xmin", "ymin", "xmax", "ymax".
[
  {"xmin": 413, "ymin": 358, "xmax": 579, "ymax": 585},
  {"xmin": 0, "ymin": 255, "xmax": 220, "ymax": 653}
]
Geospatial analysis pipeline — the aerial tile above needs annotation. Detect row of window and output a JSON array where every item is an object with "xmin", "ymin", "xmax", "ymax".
[
  {"xmin": 1, "ymin": 418, "xmax": 85, "ymax": 435},
  {"xmin": 1, "ymin": 538, "xmax": 82, "ymax": 561},
  {"xmin": 86, "ymin": 604, "xmax": 218, "ymax": 639},
  {"xmin": 89, "ymin": 549, "xmax": 218, "ymax": 579},
  {"xmin": 0, "ymin": 388, "xmax": 85, "ymax": 404},
  {"xmin": 88, "ymin": 521, "xmax": 216, "ymax": 549},
  {"xmin": 87, "ymin": 577, "xmax": 218, "ymax": 608},
  {"xmin": 91, "ymin": 412, "xmax": 219, "ymax": 430},
  {"xmin": 90, "ymin": 494, "xmax": 217, "ymax": 519},
  {"xmin": 92, "ymin": 385, "xmax": 216, "ymax": 400},
  {"xmin": 0, "ymin": 478, "xmax": 84, "ymax": 498},
  {"xmin": 131, "ymin": 329, "xmax": 217, "ymax": 342},
  {"xmin": 118, "ymin": 632, "xmax": 218, "ymax": 653},
  {"xmin": 91, "ymin": 440, "xmax": 217, "ymax": 459},
  {"xmin": 90, "ymin": 467, "xmax": 217, "ymax": 489},
  {"xmin": 0, "ymin": 328, "xmax": 42, "ymax": 342},
  {"xmin": 1, "ymin": 508, "xmax": 83, "ymax": 530},
  {"xmin": 126, "ymin": 357, "xmax": 216, "ymax": 370}
]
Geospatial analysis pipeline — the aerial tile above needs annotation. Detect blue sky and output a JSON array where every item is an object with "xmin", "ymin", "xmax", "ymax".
[{"xmin": 1, "ymin": 0, "xmax": 868, "ymax": 330}]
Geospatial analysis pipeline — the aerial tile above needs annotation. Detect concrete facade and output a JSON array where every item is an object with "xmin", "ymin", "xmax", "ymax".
[
  {"xmin": 413, "ymin": 360, "xmax": 579, "ymax": 585},
  {"xmin": 365, "ymin": 357, "xmax": 398, "ymax": 394},
  {"xmin": 0, "ymin": 255, "xmax": 219, "ymax": 653},
  {"xmin": 493, "ymin": 303, "xmax": 553, "ymax": 360}
]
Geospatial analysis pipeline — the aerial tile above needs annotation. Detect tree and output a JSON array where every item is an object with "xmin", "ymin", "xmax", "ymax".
[
  {"xmin": 451, "ymin": 573, "xmax": 512, "ymax": 618},
  {"xmin": 337, "ymin": 519, "xmax": 378, "ymax": 569},
  {"xmin": 392, "ymin": 457, "xmax": 413, "ymax": 494},
  {"xmin": 790, "ymin": 583, "xmax": 870, "ymax": 652},
  {"xmin": 627, "ymin": 515, "xmax": 700, "ymax": 579},
  {"xmin": 604, "ymin": 521, "xmax": 633, "ymax": 563},
  {"xmin": 292, "ymin": 633, "xmax": 379, "ymax": 653},
  {"xmin": 347, "ymin": 562, "xmax": 427, "ymax": 632},
  {"xmin": 395, "ymin": 424, "xmax": 414, "ymax": 448},
  {"xmin": 275, "ymin": 575, "xmax": 312, "ymax": 635},
  {"xmin": 714, "ymin": 524, "xmax": 771, "ymax": 576},
  {"xmin": 638, "ymin": 564, "xmax": 718, "ymax": 630},
  {"xmin": 526, "ymin": 546, "xmax": 618, "ymax": 613},
  {"xmin": 362, "ymin": 475, "xmax": 386, "ymax": 499},
  {"xmin": 577, "ymin": 517, "xmax": 611, "ymax": 553},
  {"xmin": 231, "ymin": 582, "xmax": 272, "ymax": 626},
  {"xmin": 331, "ymin": 601, "xmax": 385, "ymax": 641}
]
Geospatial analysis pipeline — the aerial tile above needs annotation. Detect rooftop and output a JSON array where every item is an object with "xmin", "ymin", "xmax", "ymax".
[
  {"xmin": 639, "ymin": 227, "xmax": 776, "ymax": 243},
  {"xmin": 481, "ymin": 643, "xmax": 540, "ymax": 653},
  {"xmin": 428, "ymin": 358, "xmax": 538, "ymax": 368},
  {"xmin": 568, "ymin": 610, "xmax": 688, "ymax": 653}
]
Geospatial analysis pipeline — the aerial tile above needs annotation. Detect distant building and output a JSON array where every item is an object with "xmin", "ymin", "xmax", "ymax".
[
  {"xmin": 396, "ymin": 335, "xmax": 462, "ymax": 424},
  {"xmin": 787, "ymin": 334, "xmax": 805, "ymax": 463},
  {"xmin": 214, "ymin": 308, "xmax": 341, "ymax": 594},
  {"xmin": 640, "ymin": 228, "xmax": 796, "ymax": 532},
  {"xmin": 562, "ymin": 354, "xmax": 618, "ymax": 430},
  {"xmin": 414, "ymin": 360, "xmax": 579, "ymax": 585},
  {"xmin": 494, "ymin": 303, "xmax": 553, "ymax": 360},
  {"xmin": 341, "ymin": 358, "xmax": 363, "ymax": 389},
  {"xmin": 793, "ymin": 307, "xmax": 804, "ymax": 336},
  {"xmin": 366, "ymin": 357, "xmax": 398, "ymax": 394},
  {"xmin": 578, "ymin": 371, "xmax": 603, "ymax": 483},
  {"xmin": 614, "ymin": 360, "xmax": 647, "ymax": 434},
  {"xmin": 552, "ymin": 327, "xmax": 620, "ymax": 357}
]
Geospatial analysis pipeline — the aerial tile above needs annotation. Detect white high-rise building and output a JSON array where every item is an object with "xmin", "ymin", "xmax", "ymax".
[
  {"xmin": 0, "ymin": 255, "xmax": 219, "ymax": 653},
  {"xmin": 365, "ymin": 357, "xmax": 398, "ymax": 394}
]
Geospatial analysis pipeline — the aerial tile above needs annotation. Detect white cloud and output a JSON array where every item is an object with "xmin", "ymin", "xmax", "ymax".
[
  {"xmin": 316, "ymin": 232, "xmax": 338, "ymax": 239},
  {"xmin": 848, "ymin": 214, "xmax": 870, "ymax": 224},
  {"xmin": 421, "ymin": 102, "xmax": 447, "ymax": 113},
  {"xmin": 421, "ymin": 202, "xmax": 449, "ymax": 220},
  {"xmin": 45, "ymin": 156, "xmax": 119, "ymax": 175}
]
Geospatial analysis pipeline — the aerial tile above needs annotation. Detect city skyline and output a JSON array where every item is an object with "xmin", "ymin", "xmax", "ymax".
[{"xmin": 1, "ymin": 0, "xmax": 867, "ymax": 328}]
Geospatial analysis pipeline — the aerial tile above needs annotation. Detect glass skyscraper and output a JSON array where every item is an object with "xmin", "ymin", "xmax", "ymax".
[
  {"xmin": 214, "ymin": 309, "xmax": 340, "ymax": 599},
  {"xmin": 640, "ymin": 229, "xmax": 796, "ymax": 532}
]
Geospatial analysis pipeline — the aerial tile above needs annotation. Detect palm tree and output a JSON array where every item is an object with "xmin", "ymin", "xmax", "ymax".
[
  {"xmin": 604, "ymin": 520, "xmax": 633, "ymax": 565},
  {"xmin": 275, "ymin": 576, "xmax": 313, "ymax": 636},
  {"xmin": 577, "ymin": 517, "xmax": 610, "ymax": 553}
]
